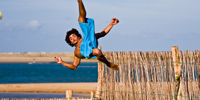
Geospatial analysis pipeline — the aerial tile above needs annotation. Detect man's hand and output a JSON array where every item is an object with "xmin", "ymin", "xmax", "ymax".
[
  {"xmin": 111, "ymin": 18, "xmax": 119, "ymax": 25},
  {"xmin": 54, "ymin": 56, "xmax": 63, "ymax": 64}
]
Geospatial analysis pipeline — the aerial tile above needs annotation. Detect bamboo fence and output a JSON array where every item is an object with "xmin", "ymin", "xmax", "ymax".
[{"xmin": 97, "ymin": 49, "xmax": 200, "ymax": 100}]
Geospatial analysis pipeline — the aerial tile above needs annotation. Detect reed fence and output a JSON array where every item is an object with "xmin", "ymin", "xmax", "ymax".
[{"xmin": 96, "ymin": 47, "xmax": 200, "ymax": 100}]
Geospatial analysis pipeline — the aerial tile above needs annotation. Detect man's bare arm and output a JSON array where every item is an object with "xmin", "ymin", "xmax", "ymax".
[
  {"xmin": 55, "ymin": 56, "xmax": 81, "ymax": 70},
  {"xmin": 96, "ymin": 18, "xmax": 119, "ymax": 39}
]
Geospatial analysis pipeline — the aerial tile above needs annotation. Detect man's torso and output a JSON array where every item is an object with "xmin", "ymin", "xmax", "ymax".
[{"xmin": 74, "ymin": 38, "xmax": 85, "ymax": 59}]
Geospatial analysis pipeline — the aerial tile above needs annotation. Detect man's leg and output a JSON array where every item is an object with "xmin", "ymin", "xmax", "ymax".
[
  {"xmin": 78, "ymin": 0, "xmax": 86, "ymax": 23},
  {"xmin": 92, "ymin": 48, "xmax": 119, "ymax": 70}
]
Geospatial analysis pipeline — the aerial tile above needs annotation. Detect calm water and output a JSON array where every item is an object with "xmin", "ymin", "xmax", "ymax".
[
  {"xmin": 0, "ymin": 93, "xmax": 90, "ymax": 99},
  {"xmin": 0, "ymin": 62, "xmax": 97, "ymax": 98},
  {"xmin": 0, "ymin": 62, "xmax": 98, "ymax": 84}
]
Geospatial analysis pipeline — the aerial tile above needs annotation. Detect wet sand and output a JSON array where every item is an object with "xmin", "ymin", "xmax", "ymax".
[{"xmin": 0, "ymin": 83, "xmax": 97, "ymax": 94}]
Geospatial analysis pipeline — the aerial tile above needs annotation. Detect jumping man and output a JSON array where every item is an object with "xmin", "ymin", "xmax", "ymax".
[{"xmin": 54, "ymin": 0, "xmax": 119, "ymax": 70}]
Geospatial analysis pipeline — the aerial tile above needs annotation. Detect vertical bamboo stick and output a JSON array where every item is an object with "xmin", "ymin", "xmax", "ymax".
[
  {"xmin": 186, "ymin": 50, "xmax": 192, "ymax": 100},
  {"xmin": 165, "ymin": 52, "xmax": 170, "ymax": 100},
  {"xmin": 168, "ymin": 51, "xmax": 174, "ymax": 100},
  {"xmin": 133, "ymin": 52, "xmax": 138, "ymax": 100},
  {"xmin": 118, "ymin": 52, "xmax": 123, "ymax": 100},
  {"xmin": 128, "ymin": 51, "xmax": 133, "ymax": 100},
  {"xmin": 190, "ymin": 51, "xmax": 196, "ymax": 99},
  {"xmin": 144, "ymin": 52, "xmax": 152, "ymax": 100},
  {"xmin": 171, "ymin": 46, "xmax": 181, "ymax": 100},
  {"xmin": 113, "ymin": 52, "xmax": 117, "ymax": 100},
  {"xmin": 192, "ymin": 51, "xmax": 198, "ymax": 98},
  {"xmin": 179, "ymin": 51, "xmax": 188, "ymax": 100},
  {"xmin": 151, "ymin": 52, "xmax": 158, "ymax": 100},
  {"xmin": 124, "ymin": 52, "xmax": 129, "ymax": 100},
  {"xmin": 102, "ymin": 54, "xmax": 106, "ymax": 99},
  {"xmin": 182, "ymin": 51, "xmax": 190, "ymax": 100},
  {"xmin": 193, "ymin": 51, "xmax": 199, "ymax": 97},
  {"xmin": 140, "ymin": 52, "xmax": 146, "ymax": 100},
  {"xmin": 189, "ymin": 51, "xmax": 195, "ymax": 99},
  {"xmin": 177, "ymin": 51, "xmax": 183, "ymax": 100},
  {"xmin": 114, "ymin": 52, "xmax": 119, "ymax": 100},
  {"xmin": 157, "ymin": 52, "xmax": 162, "ymax": 99},
  {"xmin": 135, "ymin": 52, "xmax": 142, "ymax": 100},
  {"xmin": 95, "ymin": 46, "xmax": 102, "ymax": 99},
  {"xmin": 197, "ymin": 51, "xmax": 200, "ymax": 97},
  {"xmin": 179, "ymin": 51, "xmax": 184, "ymax": 100},
  {"xmin": 133, "ymin": 51, "xmax": 138, "ymax": 100},
  {"xmin": 122, "ymin": 52, "xmax": 126, "ymax": 99},
  {"xmin": 109, "ymin": 52, "xmax": 115, "ymax": 100}
]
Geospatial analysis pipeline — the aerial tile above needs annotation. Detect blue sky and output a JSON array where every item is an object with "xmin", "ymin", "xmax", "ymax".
[{"xmin": 0, "ymin": 0, "xmax": 200, "ymax": 53}]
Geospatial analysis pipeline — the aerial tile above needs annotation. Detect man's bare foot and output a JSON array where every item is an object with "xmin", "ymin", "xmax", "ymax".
[{"xmin": 108, "ymin": 63, "xmax": 119, "ymax": 70}]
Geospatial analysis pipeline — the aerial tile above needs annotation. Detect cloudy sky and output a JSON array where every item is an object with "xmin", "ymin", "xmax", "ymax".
[{"xmin": 0, "ymin": 0, "xmax": 200, "ymax": 53}]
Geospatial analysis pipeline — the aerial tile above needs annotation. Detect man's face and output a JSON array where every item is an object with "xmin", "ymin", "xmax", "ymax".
[{"xmin": 69, "ymin": 33, "xmax": 80, "ymax": 45}]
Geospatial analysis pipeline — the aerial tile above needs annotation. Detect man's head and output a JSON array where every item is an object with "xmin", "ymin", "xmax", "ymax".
[{"xmin": 65, "ymin": 28, "xmax": 82, "ymax": 47}]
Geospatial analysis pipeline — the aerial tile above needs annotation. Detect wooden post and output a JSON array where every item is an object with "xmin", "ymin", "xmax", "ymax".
[
  {"xmin": 66, "ymin": 90, "xmax": 73, "ymax": 99},
  {"xmin": 171, "ymin": 46, "xmax": 182, "ymax": 100},
  {"xmin": 90, "ymin": 91, "xmax": 94, "ymax": 99},
  {"xmin": 95, "ymin": 46, "xmax": 102, "ymax": 99}
]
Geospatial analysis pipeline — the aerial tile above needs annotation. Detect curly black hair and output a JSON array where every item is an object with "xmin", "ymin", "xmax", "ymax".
[{"xmin": 65, "ymin": 28, "xmax": 82, "ymax": 47}]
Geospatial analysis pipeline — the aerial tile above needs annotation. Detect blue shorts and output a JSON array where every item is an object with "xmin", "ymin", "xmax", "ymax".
[{"xmin": 79, "ymin": 18, "xmax": 98, "ymax": 59}]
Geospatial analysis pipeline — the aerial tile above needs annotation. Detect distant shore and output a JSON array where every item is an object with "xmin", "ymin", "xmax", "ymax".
[{"xmin": 0, "ymin": 52, "xmax": 97, "ymax": 63}]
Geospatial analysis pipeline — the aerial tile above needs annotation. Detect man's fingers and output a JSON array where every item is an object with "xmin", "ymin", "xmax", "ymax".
[
  {"xmin": 54, "ymin": 56, "xmax": 62, "ymax": 64},
  {"xmin": 111, "ymin": 18, "xmax": 119, "ymax": 24},
  {"xmin": 54, "ymin": 57, "xmax": 59, "ymax": 62},
  {"xmin": 116, "ymin": 19, "xmax": 119, "ymax": 23},
  {"xmin": 114, "ymin": 18, "xmax": 119, "ymax": 23}
]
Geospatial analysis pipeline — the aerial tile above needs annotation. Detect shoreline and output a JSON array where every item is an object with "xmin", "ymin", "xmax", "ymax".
[{"xmin": 0, "ymin": 82, "xmax": 97, "ymax": 94}]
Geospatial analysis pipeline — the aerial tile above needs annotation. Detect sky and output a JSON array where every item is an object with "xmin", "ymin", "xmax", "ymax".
[{"xmin": 0, "ymin": 0, "xmax": 200, "ymax": 53}]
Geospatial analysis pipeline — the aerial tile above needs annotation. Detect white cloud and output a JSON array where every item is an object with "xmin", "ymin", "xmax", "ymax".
[
  {"xmin": 0, "ymin": 23, "xmax": 14, "ymax": 31},
  {"xmin": 28, "ymin": 20, "xmax": 41, "ymax": 30}
]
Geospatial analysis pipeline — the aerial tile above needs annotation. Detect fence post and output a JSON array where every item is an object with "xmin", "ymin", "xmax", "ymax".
[
  {"xmin": 171, "ymin": 46, "xmax": 182, "ymax": 100},
  {"xmin": 66, "ymin": 90, "xmax": 73, "ymax": 99},
  {"xmin": 95, "ymin": 46, "xmax": 102, "ymax": 99},
  {"xmin": 91, "ymin": 91, "xmax": 95, "ymax": 99}
]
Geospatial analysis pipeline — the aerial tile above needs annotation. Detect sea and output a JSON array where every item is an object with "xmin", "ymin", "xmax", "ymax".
[{"xmin": 0, "ymin": 62, "xmax": 98, "ymax": 99}]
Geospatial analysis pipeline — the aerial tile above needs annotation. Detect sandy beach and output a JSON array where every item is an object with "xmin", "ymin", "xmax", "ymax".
[
  {"xmin": 0, "ymin": 83, "xmax": 97, "ymax": 94},
  {"xmin": 0, "ymin": 52, "xmax": 97, "ymax": 63}
]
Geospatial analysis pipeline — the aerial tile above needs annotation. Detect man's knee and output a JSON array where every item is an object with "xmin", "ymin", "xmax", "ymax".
[
  {"xmin": 78, "ymin": 17, "xmax": 85, "ymax": 23},
  {"xmin": 93, "ymin": 49, "xmax": 103, "ymax": 56}
]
